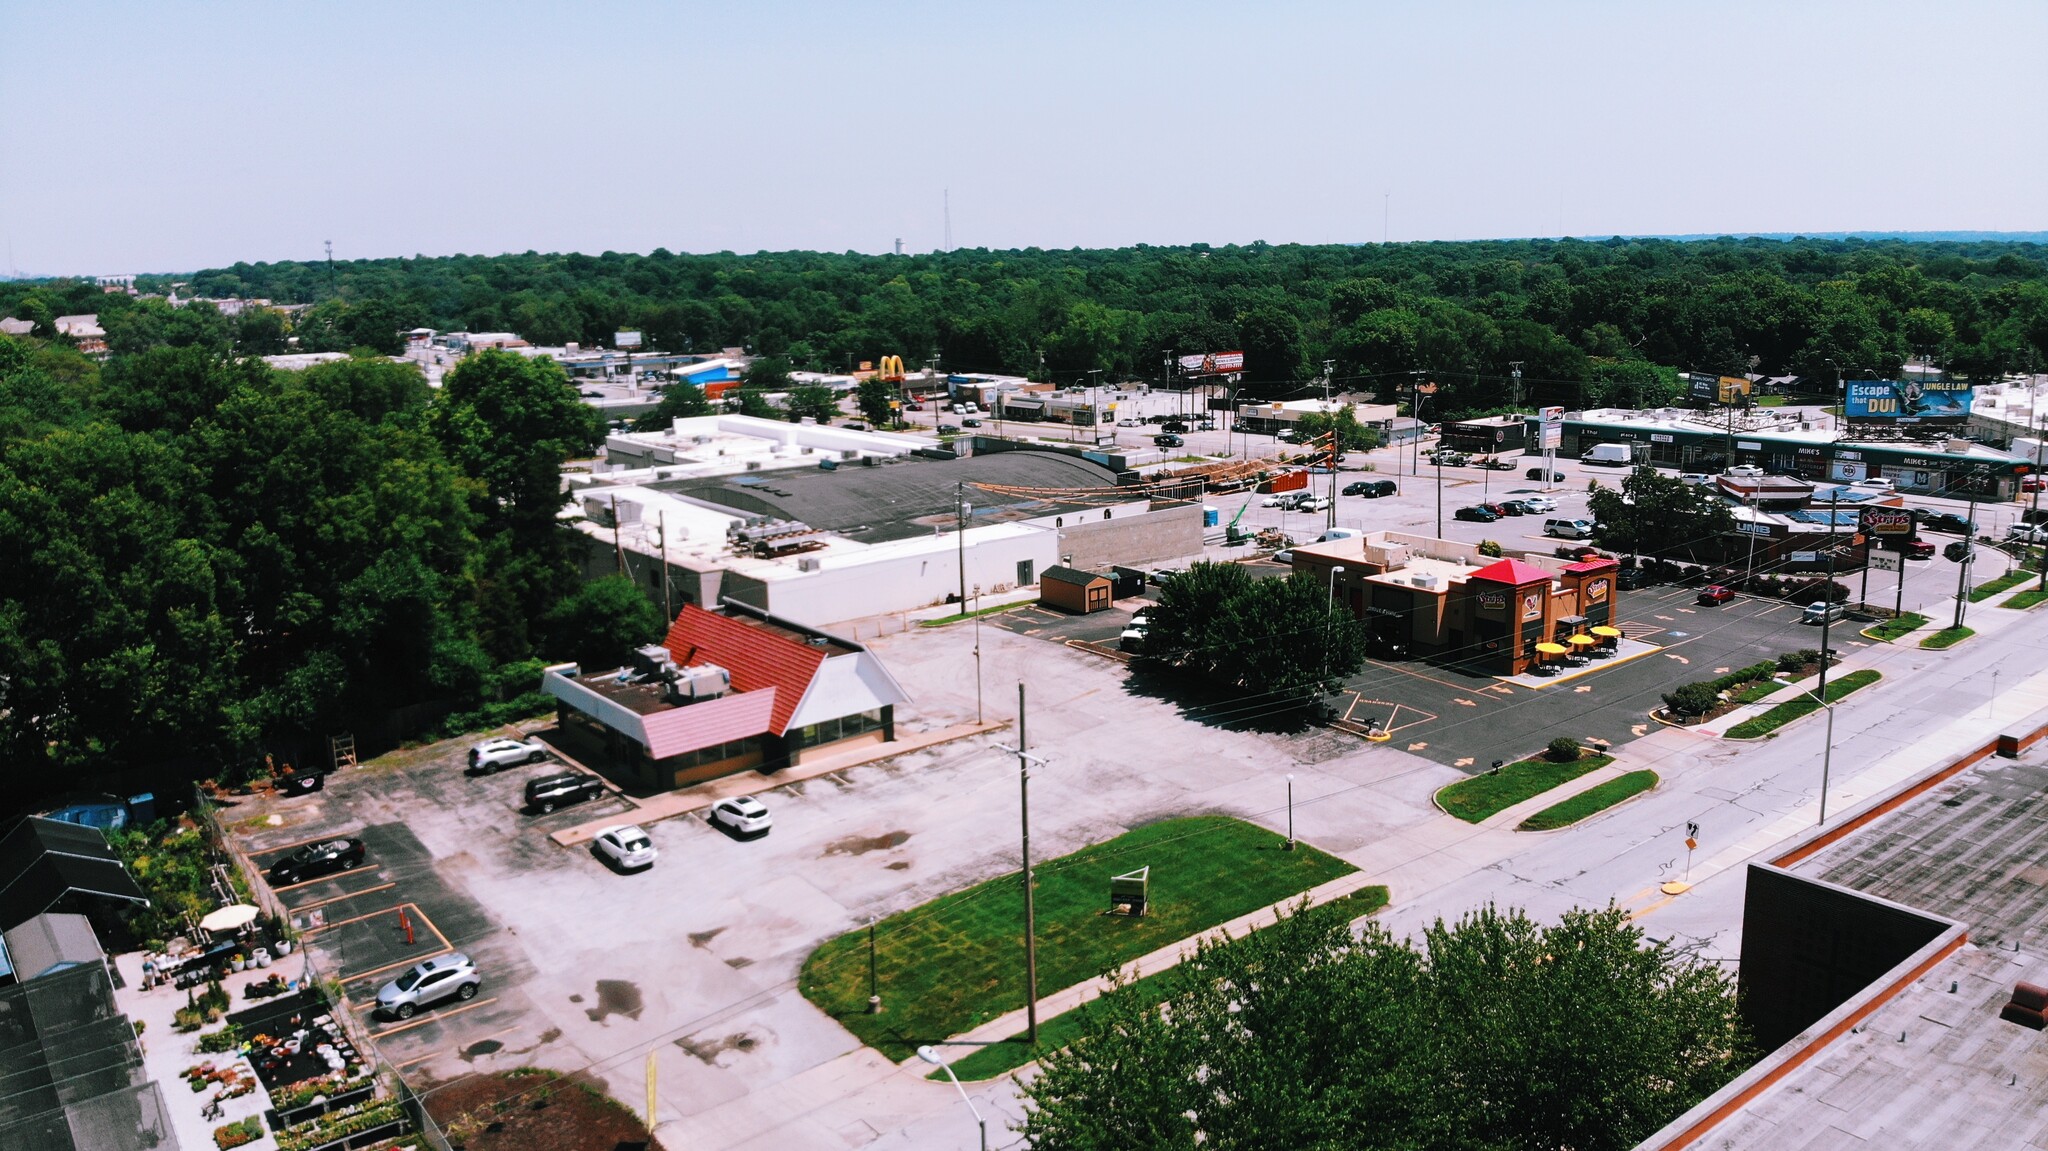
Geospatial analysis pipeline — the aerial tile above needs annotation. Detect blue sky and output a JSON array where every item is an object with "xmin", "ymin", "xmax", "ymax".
[{"xmin": 3, "ymin": 1, "xmax": 2042, "ymax": 274}]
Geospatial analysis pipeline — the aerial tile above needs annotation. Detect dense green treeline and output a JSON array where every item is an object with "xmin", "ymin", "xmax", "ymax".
[
  {"xmin": 10, "ymin": 237, "xmax": 2043, "ymax": 418},
  {"xmin": 0, "ymin": 337, "xmax": 661, "ymax": 801}
]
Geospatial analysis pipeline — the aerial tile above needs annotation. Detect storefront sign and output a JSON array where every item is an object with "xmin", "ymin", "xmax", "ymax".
[
  {"xmin": 1651, "ymin": 434, "xmax": 1673, "ymax": 443},
  {"xmin": 1521, "ymin": 592, "xmax": 1543, "ymax": 621},
  {"xmin": 1476, "ymin": 588, "xmax": 1508, "ymax": 611},
  {"xmin": 1587, "ymin": 578, "xmax": 1609, "ymax": 604}
]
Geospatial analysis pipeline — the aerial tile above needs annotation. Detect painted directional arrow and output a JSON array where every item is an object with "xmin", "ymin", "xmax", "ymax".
[
  {"xmin": 1454, "ymin": 698, "xmax": 1478, "ymax": 707},
  {"xmin": 1574, "ymin": 685, "xmax": 1593, "ymax": 693},
  {"xmin": 1713, "ymin": 666, "xmax": 1731, "ymax": 674},
  {"xmin": 1455, "ymin": 757, "xmax": 1475, "ymax": 767},
  {"xmin": 1408, "ymin": 741, "xmax": 1428, "ymax": 751},
  {"xmin": 1666, "ymin": 654, "xmax": 1690, "ymax": 664},
  {"xmin": 1631, "ymin": 723, "xmax": 1649, "ymax": 736}
]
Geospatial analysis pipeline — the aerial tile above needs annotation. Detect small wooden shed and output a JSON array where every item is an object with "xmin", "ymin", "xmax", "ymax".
[{"xmin": 1040, "ymin": 566, "xmax": 1113, "ymax": 614}]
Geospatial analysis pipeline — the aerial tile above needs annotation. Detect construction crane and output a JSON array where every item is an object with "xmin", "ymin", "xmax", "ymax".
[{"xmin": 1224, "ymin": 498, "xmax": 1254, "ymax": 546}]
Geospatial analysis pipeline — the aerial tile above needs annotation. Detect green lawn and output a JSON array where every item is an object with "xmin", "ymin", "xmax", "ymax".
[
  {"xmin": 1518, "ymin": 772, "xmax": 1660, "ymax": 831},
  {"xmin": 1724, "ymin": 670, "xmax": 1881, "ymax": 738},
  {"xmin": 1970, "ymin": 571, "xmax": 2032, "ymax": 602},
  {"xmin": 1728, "ymin": 679, "xmax": 1785, "ymax": 704},
  {"xmin": 937, "ymin": 885, "xmax": 1391, "ymax": 1082},
  {"xmin": 1436, "ymin": 753, "xmax": 1615, "ymax": 823},
  {"xmin": 1862, "ymin": 612, "xmax": 1930, "ymax": 642},
  {"xmin": 918, "ymin": 601, "xmax": 1019, "ymax": 627},
  {"xmin": 2005, "ymin": 588, "xmax": 2048, "ymax": 610},
  {"xmin": 800, "ymin": 816, "xmax": 1356, "ymax": 1061},
  {"xmin": 1921, "ymin": 626, "xmax": 1975, "ymax": 650}
]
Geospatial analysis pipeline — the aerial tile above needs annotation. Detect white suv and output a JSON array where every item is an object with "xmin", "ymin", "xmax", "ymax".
[
  {"xmin": 376, "ymin": 954, "xmax": 481, "ymax": 1019},
  {"xmin": 710, "ymin": 796, "xmax": 773, "ymax": 837},
  {"xmin": 469, "ymin": 738, "xmax": 548, "ymax": 774}
]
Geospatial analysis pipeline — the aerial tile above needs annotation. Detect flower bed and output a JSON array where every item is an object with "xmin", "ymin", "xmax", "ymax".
[
  {"xmin": 214, "ymin": 1117, "xmax": 264, "ymax": 1150},
  {"xmin": 274, "ymin": 1099, "xmax": 407, "ymax": 1151},
  {"xmin": 270, "ymin": 1079, "xmax": 377, "ymax": 1130}
]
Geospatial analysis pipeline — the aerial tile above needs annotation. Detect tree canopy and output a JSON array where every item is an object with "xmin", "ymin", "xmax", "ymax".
[
  {"xmin": 1589, "ymin": 466, "xmax": 1735, "ymax": 561},
  {"xmin": 1018, "ymin": 900, "xmax": 1750, "ymax": 1151},
  {"xmin": 1141, "ymin": 563, "xmax": 1368, "ymax": 707}
]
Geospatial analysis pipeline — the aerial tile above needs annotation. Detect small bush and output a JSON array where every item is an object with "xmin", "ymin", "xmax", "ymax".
[
  {"xmin": 1777, "ymin": 648, "xmax": 1821, "ymax": 673},
  {"xmin": 1477, "ymin": 539, "xmax": 1504, "ymax": 558},
  {"xmin": 197, "ymin": 1024, "xmax": 242, "ymax": 1054},
  {"xmin": 1662, "ymin": 682, "xmax": 1721, "ymax": 718},
  {"xmin": 1545, "ymin": 737, "xmax": 1582, "ymax": 763}
]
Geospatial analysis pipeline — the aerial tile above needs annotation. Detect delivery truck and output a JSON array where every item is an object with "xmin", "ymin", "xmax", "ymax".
[{"xmin": 1580, "ymin": 442, "xmax": 1634, "ymax": 466}]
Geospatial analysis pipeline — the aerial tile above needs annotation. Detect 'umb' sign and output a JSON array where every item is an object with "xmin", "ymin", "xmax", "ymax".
[{"xmin": 1110, "ymin": 867, "xmax": 1150, "ymax": 917}]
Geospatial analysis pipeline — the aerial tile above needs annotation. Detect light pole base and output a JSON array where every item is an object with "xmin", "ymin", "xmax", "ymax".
[
  {"xmin": 1660, "ymin": 880, "xmax": 1693, "ymax": 896},
  {"xmin": 867, "ymin": 996, "xmax": 882, "ymax": 1015}
]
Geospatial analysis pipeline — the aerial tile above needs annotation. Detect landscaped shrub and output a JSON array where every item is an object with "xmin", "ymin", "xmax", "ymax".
[
  {"xmin": 1777, "ymin": 649, "xmax": 1821, "ymax": 674},
  {"xmin": 1477, "ymin": 539, "xmax": 1504, "ymax": 558},
  {"xmin": 1662, "ymin": 682, "xmax": 1721, "ymax": 718},
  {"xmin": 1706, "ymin": 661, "xmax": 1777, "ymax": 694},
  {"xmin": 1545, "ymin": 737, "xmax": 1582, "ymax": 763},
  {"xmin": 1791, "ymin": 578, "xmax": 1849, "ymax": 604},
  {"xmin": 197, "ymin": 1024, "xmax": 242, "ymax": 1054},
  {"xmin": 214, "ymin": 1117, "xmax": 263, "ymax": 1150}
]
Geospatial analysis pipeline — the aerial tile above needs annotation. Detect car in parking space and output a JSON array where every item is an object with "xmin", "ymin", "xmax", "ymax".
[
  {"xmin": 468, "ymin": 737, "xmax": 549, "ymax": 774},
  {"xmin": 2007, "ymin": 524, "xmax": 2048, "ymax": 545},
  {"xmin": 524, "ymin": 772, "xmax": 607, "ymax": 814},
  {"xmin": 1162, "ymin": 420, "xmax": 1189, "ymax": 434},
  {"xmin": 1851, "ymin": 477, "xmax": 1895, "ymax": 492},
  {"xmin": 1454, "ymin": 505, "xmax": 1499, "ymax": 522},
  {"xmin": 1901, "ymin": 539, "xmax": 1936, "ymax": 560},
  {"xmin": 1296, "ymin": 494, "xmax": 1330, "ymax": 513},
  {"xmin": 1917, "ymin": 512, "xmax": 1975, "ymax": 535},
  {"xmin": 1153, "ymin": 434, "xmax": 1183, "ymax": 447},
  {"xmin": 2026, "ymin": 477, "xmax": 2048, "ymax": 494},
  {"xmin": 1697, "ymin": 584, "xmax": 1735, "ymax": 606},
  {"xmin": 937, "ymin": 423, "xmax": 960, "ymax": 434},
  {"xmin": 1526, "ymin": 467, "xmax": 1564, "ymax": 481},
  {"xmin": 1801, "ymin": 601, "xmax": 1848, "ymax": 625},
  {"xmin": 592, "ymin": 824, "xmax": 658, "ymax": 870},
  {"xmin": 1357, "ymin": 479, "xmax": 1397, "ymax": 497},
  {"xmin": 710, "ymin": 796, "xmax": 773, "ymax": 837},
  {"xmin": 1496, "ymin": 500, "xmax": 1529, "ymax": 516},
  {"xmin": 1149, "ymin": 566, "xmax": 1186, "ymax": 585},
  {"xmin": 1616, "ymin": 566, "xmax": 1651, "ymax": 590},
  {"xmin": 1262, "ymin": 491, "xmax": 1303, "ymax": 508},
  {"xmin": 962, "ymin": 418, "xmax": 982, "ymax": 427},
  {"xmin": 1476, "ymin": 457, "xmax": 1515, "ymax": 470},
  {"xmin": 1119, "ymin": 626, "xmax": 1147, "ymax": 653},
  {"xmin": 1341, "ymin": 480, "xmax": 1372, "ymax": 496},
  {"xmin": 1519, "ymin": 496, "xmax": 1558, "ymax": 513},
  {"xmin": 376, "ymin": 953, "xmax": 481, "ymax": 1020},
  {"xmin": 1544, "ymin": 517, "xmax": 1595, "ymax": 539},
  {"xmin": 268, "ymin": 838, "xmax": 366, "ymax": 886}
]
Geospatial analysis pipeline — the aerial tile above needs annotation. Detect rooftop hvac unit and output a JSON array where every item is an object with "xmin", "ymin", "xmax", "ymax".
[
  {"xmin": 1411, "ymin": 574, "xmax": 1440, "ymax": 590},
  {"xmin": 797, "ymin": 557, "xmax": 822, "ymax": 573},
  {"xmin": 746, "ymin": 460, "xmax": 762, "ymax": 470},
  {"xmin": 843, "ymin": 450, "xmax": 859, "ymax": 460},
  {"xmin": 861, "ymin": 455, "xmax": 879, "ymax": 466},
  {"xmin": 613, "ymin": 499, "xmax": 642, "ymax": 526},
  {"xmin": 582, "ymin": 496, "xmax": 615, "ymax": 524},
  {"xmin": 668, "ymin": 662, "xmax": 731, "ymax": 703}
]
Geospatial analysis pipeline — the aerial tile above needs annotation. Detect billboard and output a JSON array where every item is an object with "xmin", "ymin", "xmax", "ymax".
[
  {"xmin": 1178, "ymin": 351, "xmax": 1245, "ymax": 376},
  {"xmin": 1844, "ymin": 378, "xmax": 1974, "ymax": 423},
  {"xmin": 1861, "ymin": 509, "xmax": 1914, "ymax": 536},
  {"xmin": 1687, "ymin": 373, "xmax": 1751, "ymax": 405},
  {"xmin": 1540, "ymin": 405, "xmax": 1564, "ymax": 450},
  {"xmin": 614, "ymin": 330, "xmax": 643, "ymax": 349}
]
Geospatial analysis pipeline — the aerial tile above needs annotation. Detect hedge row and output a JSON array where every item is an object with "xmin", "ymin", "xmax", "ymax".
[{"xmin": 1661, "ymin": 650, "xmax": 1829, "ymax": 719}]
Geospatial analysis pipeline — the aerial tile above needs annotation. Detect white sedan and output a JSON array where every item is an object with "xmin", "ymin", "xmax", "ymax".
[
  {"xmin": 1519, "ymin": 496, "xmax": 1559, "ymax": 513},
  {"xmin": 592, "ymin": 825, "xmax": 658, "ymax": 870},
  {"xmin": 468, "ymin": 737, "xmax": 549, "ymax": 774},
  {"xmin": 709, "ymin": 796, "xmax": 773, "ymax": 837}
]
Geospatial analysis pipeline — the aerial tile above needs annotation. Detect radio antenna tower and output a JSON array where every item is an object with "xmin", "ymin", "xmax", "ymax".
[{"xmin": 324, "ymin": 240, "xmax": 336, "ymax": 294}]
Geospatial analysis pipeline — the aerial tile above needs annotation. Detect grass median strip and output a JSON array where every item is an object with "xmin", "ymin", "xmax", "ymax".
[
  {"xmin": 1518, "ymin": 771, "xmax": 1659, "ymax": 831},
  {"xmin": 918, "ymin": 602, "xmax": 1019, "ymax": 627},
  {"xmin": 1970, "ymin": 571, "xmax": 2032, "ymax": 602},
  {"xmin": 2006, "ymin": 588, "xmax": 2048, "ymax": 610},
  {"xmin": 1724, "ymin": 670, "xmax": 1881, "ymax": 739},
  {"xmin": 800, "ymin": 815, "xmax": 1355, "ymax": 1062},
  {"xmin": 1920, "ymin": 626, "xmax": 1975, "ymax": 649},
  {"xmin": 1862, "ymin": 611, "xmax": 1930, "ymax": 642},
  {"xmin": 1436, "ymin": 753, "xmax": 1615, "ymax": 824},
  {"xmin": 937, "ymin": 885, "xmax": 1391, "ymax": 1082}
]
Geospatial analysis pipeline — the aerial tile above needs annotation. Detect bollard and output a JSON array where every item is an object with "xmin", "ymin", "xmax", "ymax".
[{"xmin": 400, "ymin": 907, "xmax": 415, "ymax": 946}]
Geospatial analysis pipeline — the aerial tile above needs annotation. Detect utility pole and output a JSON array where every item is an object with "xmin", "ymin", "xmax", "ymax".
[
  {"xmin": 1324, "ymin": 360, "xmax": 1338, "ymax": 532},
  {"xmin": 956, "ymin": 483, "xmax": 969, "ymax": 611},
  {"xmin": 1510, "ymin": 361, "xmax": 1524, "ymax": 409},
  {"xmin": 610, "ymin": 495, "xmax": 625, "ymax": 576},
  {"xmin": 2034, "ymin": 413, "xmax": 2047, "ymax": 590},
  {"xmin": 1816, "ymin": 491, "xmax": 1839, "ymax": 702},
  {"xmin": 1005, "ymin": 684, "xmax": 1042, "ymax": 1044},
  {"xmin": 1954, "ymin": 484, "xmax": 1982, "ymax": 631}
]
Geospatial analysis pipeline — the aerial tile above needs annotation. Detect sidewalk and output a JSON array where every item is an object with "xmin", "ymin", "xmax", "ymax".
[{"xmin": 546, "ymin": 719, "xmax": 1007, "ymax": 846}]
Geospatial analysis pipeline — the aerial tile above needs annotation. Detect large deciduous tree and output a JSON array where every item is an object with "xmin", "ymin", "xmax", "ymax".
[
  {"xmin": 1140, "ymin": 563, "xmax": 1366, "ymax": 707},
  {"xmin": 1588, "ymin": 466, "xmax": 1734, "ymax": 561},
  {"xmin": 1019, "ymin": 901, "xmax": 1748, "ymax": 1151}
]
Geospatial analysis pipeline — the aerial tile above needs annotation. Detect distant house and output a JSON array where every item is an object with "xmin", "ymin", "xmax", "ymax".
[
  {"xmin": 53, "ymin": 315, "xmax": 106, "ymax": 356},
  {"xmin": 541, "ymin": 601, "xmax": 909, "ymax": 789},
  {"xmin": 0, "ymin": 317, "xmax": 33, "ymax": 337}
]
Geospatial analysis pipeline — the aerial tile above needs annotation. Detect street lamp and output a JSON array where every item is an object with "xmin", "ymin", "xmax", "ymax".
[
  {"xmin": 1285, "ymin": 773, "xmax": 1296, "ymax": 851},
  {"xmin": 916, "ymin": 1046, "xmax": 988, "ymax": 1151},
  {"xmin": 1772, "ymin": 677, "xmax": 1836, "ymax": 826}
]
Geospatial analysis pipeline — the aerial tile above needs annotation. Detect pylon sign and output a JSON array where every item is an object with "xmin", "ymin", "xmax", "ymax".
[{"xmin": 878, "ymin": 355, "xmax": 905, "ymax": 381}]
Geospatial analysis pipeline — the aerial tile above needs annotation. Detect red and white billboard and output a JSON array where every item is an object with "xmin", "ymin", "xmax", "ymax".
[{"xmin": 1179, "ymin": 351, "xmax": 1245, "ymax": 377}]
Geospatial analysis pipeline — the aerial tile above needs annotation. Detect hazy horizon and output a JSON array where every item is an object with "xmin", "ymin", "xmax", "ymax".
[{"xmin": 4, "ymin": 1, "xmax": 2043, "ymax": 276}]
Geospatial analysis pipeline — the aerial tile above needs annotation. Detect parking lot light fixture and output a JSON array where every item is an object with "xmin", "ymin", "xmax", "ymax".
[
  {"xmin": 867, "ymin": 916, "xmax": 881, "ymax": 1014},
  {"xmin": 1772, "ymin": 676, "xmax": 1837, "ymax": 827},
  {"xmin": 917, "ymin": 1046, "xmax": 988, "ymax": 1151}
]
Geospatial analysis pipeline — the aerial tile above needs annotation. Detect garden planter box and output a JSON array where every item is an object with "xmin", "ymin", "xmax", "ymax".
[
  {"xmin": 270, "ymin": 1083, "xmax": 376, "ymax": 1129},
  {"xmin": 290, "ymin": 1120, "xmax": 408, "ymax": 1151}
]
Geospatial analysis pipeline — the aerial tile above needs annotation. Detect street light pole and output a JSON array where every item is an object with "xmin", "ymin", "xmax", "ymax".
[
  {"xmin": 972, "ymin": 585, "xmax": 984, "ymax": 724},
  {"xmin": 1775, "ymin": 677, "xmax": 1836, "ymax": 826},
  {"xmin": 916, "ymin": 1047, "xmax": 988, "ymax": 1151},
  {"xmin": 1285, "ymin": 773, "xmax": 1295, "ymax": 851},
  {"xmin": 1002, "ymin": 683, "xmax": 1044, "ymax": 1045},
  {"xmin": 956, "ymin": 483, "xmax": 969, "ymax": 612},
  {"xmin": 1435, "ymin": 452, "xmax": 1444, "ymax": 537}
]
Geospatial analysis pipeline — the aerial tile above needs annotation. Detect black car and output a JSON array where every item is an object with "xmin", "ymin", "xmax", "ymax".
[
  {"xmin": 1342, "ymin": 480, "xmax": 1372, "ymax": 496},
  {"xmin": 1360, "ymin": 479, "xmax": 1397, "ymax": 498},
  {"xmin": 1616, "ymin": 566, "xmax": 1650, "ymax": 590},
  {"xmin": 962, "ymin": 418, "xmax": 982, "ymax": 427},
  {"xmin": 1454, "ymin": 505, "xmax": 1499, "ymax": 522},
  {"xmin": 524, "ymin": 772, "xmax": 607, "ymax": 814},
  {"xmin": 937, "ymin": 423, "xmax": 960, "ymax": 434},
  {"xmin": 1526, "ymin": 467, "xmax": 1565, "ymax": 481},
  {"xmin": 1496, "ymin": 500, "xmax": 1529, "ymax": 516},
  {"xmin": 1918, "ymin": 512, "xmax": 1975, "ymax": 535},
  {"xmin": 1162, "ymin": 420, "xmax": 1189, "ymax": 434},
  {"xmin": 1153, "ymin": 434, "xmax": 1184, "ymax": 447},
  {"xmin": 268, "ymin": 838, "xmax": 366, "ymax": 886}
]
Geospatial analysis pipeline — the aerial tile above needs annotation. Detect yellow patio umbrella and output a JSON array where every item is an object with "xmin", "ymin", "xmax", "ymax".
[
  {"xmin": 1590, "ymin": 625, "xmax": 1623, "ymax": 638},
  {"xmin": 1567, "ymin": 634, "xmax": 1596, "ymax": 647},
  {"xmin": 1534, "ymin": 642, "xmax": 1569, "ymax": 655}
]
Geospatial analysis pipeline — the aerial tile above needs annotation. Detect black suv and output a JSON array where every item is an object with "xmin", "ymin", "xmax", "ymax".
[
  {"xmin": 1918, "ymin": 512, "xmax": 1975, "ymax": 535},
  {"xmin": 524, "ymin": 772, "xmax": 607, "ymax": 814},
  {"xmin": 1161, "ymin": 420, "xmax": 1189, "ymax": 434}
]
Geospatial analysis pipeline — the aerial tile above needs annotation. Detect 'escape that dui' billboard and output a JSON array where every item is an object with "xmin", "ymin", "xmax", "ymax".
[{"xmin": 1844, "ymin": 378, "xmax": 1974, "ymax": 423}]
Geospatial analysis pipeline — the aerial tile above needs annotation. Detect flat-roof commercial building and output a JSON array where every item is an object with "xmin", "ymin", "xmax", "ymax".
[
  {"xmin": 570, "ymin": 418, "xmax": 1203, "ymax": 626},
  {"xmin": 1566, "ymin": 407, "xmax": 2031, "ymax": 500},
  {"xmin": 1290, "ymin": 532, "xmax": 1626, "ymax": 676},
  {"xmin": 1234, "ymin": 398, "xmax": 1402, "ymax": 440},
  {"xmin": 541, "ymin": 602, "xmax": 908, "ymax": 788}
]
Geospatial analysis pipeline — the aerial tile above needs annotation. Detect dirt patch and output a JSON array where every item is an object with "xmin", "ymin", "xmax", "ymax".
[
  {"xmin": 687, "ymin": 928, "xmax": 725, "ymax": 948},
  {"xmin": 428, "ymin": 1068, "xmax": 664, "ymax": 1151},
  {"xmin": 885, "ymin": 860, "xmax": 911, "ymax": 871},
  {"xmin": 675, "ymin": 1032, "xmax": 759, "ymax": 1064},
  {"xmin": 584, "ymin": 979, "xmax": 643, "ymax": 1024},
  {"xmin": 723, "ymin": 957, "xmax": 753, "ymax": 969},
  {"xmin": 823, "ymin": 830, "xmax": 910, "ymax": 857}
]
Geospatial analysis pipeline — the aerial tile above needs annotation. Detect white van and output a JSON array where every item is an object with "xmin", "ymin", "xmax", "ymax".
[{"xmin": 1545, "ymin": 518, "xmax": 1595, "ymax": 539}]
